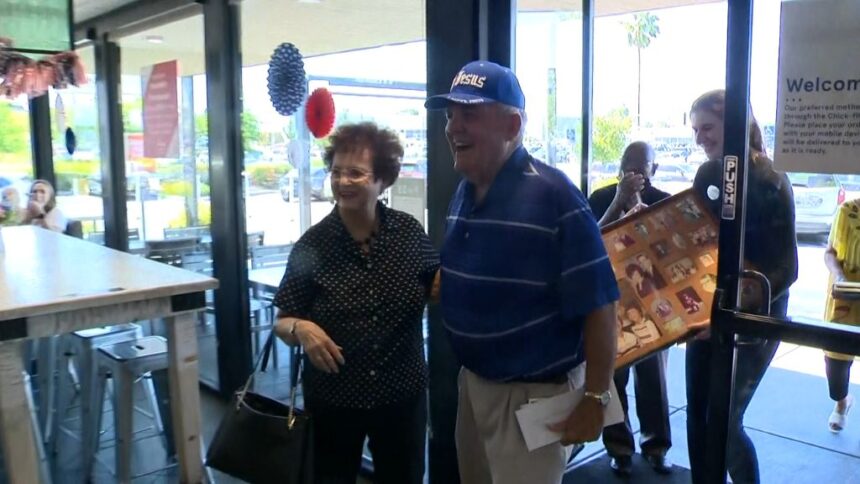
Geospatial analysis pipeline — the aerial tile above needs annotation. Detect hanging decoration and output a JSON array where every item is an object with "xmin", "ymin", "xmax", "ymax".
[
  {"xmin": 305, "ymin": 87, "xmax": 336, "ymax": 139},
  {"xmin": 65, "ymin": 128, "xmax": 77, "ymax": 156},
  {"xmin": 0, "ymin": 37, "xmax": 87, "ymax": 99},
  {"xmin": 55, "ymin": 92, "xmax": 66, "ymax": 133},
  {"xmin": 267, "ymin": 43, "xmax": 307, "ymax": 116}
]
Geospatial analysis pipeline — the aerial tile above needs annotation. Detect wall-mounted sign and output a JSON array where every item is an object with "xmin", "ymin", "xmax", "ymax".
[
  {"xmin": 142, "ymin": 61, "xmax": 180, "ymax": 159},
  {"xmin": 774, "ymin": 0, "xmax": 860, "ymax": 174}
]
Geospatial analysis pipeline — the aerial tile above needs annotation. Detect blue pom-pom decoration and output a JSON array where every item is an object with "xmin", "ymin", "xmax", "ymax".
[{"xmin": 267, "ymin": 43, "xmax": 307, "ymax": 116}]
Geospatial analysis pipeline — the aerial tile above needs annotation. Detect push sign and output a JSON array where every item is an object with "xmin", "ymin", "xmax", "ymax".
[{"xmin": 721, "ymin": 155, "xmax": 738, "ymax": 220}]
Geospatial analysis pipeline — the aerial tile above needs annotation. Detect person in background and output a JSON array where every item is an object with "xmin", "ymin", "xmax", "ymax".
[
  {"xmin": 0, "ymin": 186, "xmax": 23, "ymax": 226},
  {"xmin": 426, "ymin": 60, "xmax": 619, "ymax": 484},
  {"xmin": 22, "ymin": 179, "xmax": 67, "ymax": 232},
  {"xmin": 588, "ymin": 141, "xmax": 674, "ymax": 476},
  {"xmin": 821, "ymin": 198, "xmax": 860, "ymax": 433},
  {"xmin": 686, "ymin": 89, "xmax": 798, "ymax": 484},
  {"xmin": 272, "ymin": 122, "xmax": 439, "ymax": 484}
]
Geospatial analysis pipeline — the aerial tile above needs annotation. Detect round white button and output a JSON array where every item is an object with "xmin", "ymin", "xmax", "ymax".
[{"xmin": 707, "ymin": 185, "xmax": 720, "ymax": 200}]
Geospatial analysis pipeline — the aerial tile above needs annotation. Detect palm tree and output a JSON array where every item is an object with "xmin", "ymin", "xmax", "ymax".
[{"xmin": 624, "ymin": 12, "xmax": 660, "ymax": 128}]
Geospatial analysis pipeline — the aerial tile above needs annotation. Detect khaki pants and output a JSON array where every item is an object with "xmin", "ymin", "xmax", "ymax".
[{"xmin": 456, "ymin": 368, "xmax": 574, "ymax": 484}]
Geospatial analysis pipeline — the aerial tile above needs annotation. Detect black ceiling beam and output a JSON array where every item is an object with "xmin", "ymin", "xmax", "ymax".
[{"xmin": 74, "ymin": 0, "xmax": 200, "ymax": 44}]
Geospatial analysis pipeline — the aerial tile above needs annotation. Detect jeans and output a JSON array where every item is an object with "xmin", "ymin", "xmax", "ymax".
[{"xmin": 685, "ymin": 294, "xmax": 788, "ymax": 484}]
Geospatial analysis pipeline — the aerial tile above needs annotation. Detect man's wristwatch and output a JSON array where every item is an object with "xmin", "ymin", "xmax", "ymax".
[{"xmin": 583, "ymin": 390, "xmax": 611, "ymax": 407}]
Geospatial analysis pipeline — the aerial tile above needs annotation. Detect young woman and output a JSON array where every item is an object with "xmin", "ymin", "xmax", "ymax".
[
  {"xmin": 685, "ymin": 90, "xmax": 798, "ymax": 484},
  {"xmin": 22, "ymin": 179, "xmax": 67, "ymax": 232}
]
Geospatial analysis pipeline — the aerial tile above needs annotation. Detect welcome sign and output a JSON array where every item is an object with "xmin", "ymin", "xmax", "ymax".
[{"xmin": 774, "ymin": 0, "xmax": 860, "ymax": 174}]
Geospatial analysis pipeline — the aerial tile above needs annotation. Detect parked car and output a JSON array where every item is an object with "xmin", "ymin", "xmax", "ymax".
[
  {"xmin": 651, "ymin": 162, "xmax": 694, "ymax": 195},
  {"xmin": 789, "ymin": 172, "xmax": 845, "ymax": 236},
  {"xmin": 837, "ymin": 174, "xmax": 860, "ymax": 202},
  {"xmin": 279, "ymin": 168, "xmax": 329, "ymax": 202}
]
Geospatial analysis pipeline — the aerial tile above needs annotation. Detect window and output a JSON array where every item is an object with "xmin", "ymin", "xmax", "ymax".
[
  {"xmin": 50, "ymin": 47, "xmax": 103, "ymax": 240},
  {"xmin": 516, "ymin": 2, "xmax": 584, "ymax": 188},
  {"xmin": 0, "ymin": 98, "xmax": 33, "ymax": 225}
]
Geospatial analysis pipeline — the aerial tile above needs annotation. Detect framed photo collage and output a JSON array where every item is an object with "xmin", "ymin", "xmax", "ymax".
[{"xmin": 601, "ymin": 188, "xmax": 719, "ymax": 369}]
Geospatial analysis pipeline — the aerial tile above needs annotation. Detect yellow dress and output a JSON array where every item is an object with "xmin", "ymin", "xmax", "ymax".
[{"xmin": 824, "ymin": 199, "xmax": 860, "ymax": 360}]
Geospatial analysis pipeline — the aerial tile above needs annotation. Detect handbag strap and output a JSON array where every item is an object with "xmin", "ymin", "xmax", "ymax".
[{"xmin": 236, "ymin": 331, "xmax": 304, "ymax": 415}]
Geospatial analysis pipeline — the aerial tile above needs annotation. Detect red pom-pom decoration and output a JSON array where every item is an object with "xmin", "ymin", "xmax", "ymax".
[{"xmin": 305, "ymin": 87, "xmax": 335, "ymax": 139}]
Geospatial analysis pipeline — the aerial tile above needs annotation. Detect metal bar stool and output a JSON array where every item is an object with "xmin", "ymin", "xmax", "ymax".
[
  {"xmin": 92, "ymin": 336, "xmax": 171, "ymax": 483},
  {"xmin": 50, "ymin": 325, "xmax": 147, "ymax": 462}
]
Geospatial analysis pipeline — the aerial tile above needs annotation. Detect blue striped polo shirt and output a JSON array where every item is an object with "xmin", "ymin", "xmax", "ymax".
[{"xmin": 440, "ymin": 146, "xmax": 619, "ymax": 382}]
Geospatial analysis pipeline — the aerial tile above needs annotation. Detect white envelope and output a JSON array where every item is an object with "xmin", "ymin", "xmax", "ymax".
[{"xmin": 514, "ymin": 381, "xmax": 625, "ymax": 452}]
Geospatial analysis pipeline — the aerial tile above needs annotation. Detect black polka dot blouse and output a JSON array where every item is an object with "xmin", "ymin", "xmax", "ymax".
[{"xmin": 273, "ymin": 203, "xmax": 439, "ymax": 409}]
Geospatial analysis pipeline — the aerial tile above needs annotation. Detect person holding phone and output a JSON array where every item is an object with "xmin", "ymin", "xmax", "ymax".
[{"xmin": 22, "ymin": 180, "xmax": 67, "ymax": 232}]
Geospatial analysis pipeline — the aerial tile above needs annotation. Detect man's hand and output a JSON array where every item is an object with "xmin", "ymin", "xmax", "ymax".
[
  {"xmin": 548, "ymin": 398, "xmax": 605, "ymax": 445},
  {"xmin": 294, "ymin": 320, "xmax": 345, "ymax": 373},
  {"xmin": 615, "ymin": 172, "xmax": 645, "ymax": 208}
]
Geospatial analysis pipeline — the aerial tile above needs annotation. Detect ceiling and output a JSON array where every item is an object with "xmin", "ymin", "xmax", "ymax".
[
  {"xmin": 73, "ymin": 0, "xmax": 139, "ymax": 23},
  {"xmin": 74, "ymin": 0, "xmax": 722, "ymax": 76}
]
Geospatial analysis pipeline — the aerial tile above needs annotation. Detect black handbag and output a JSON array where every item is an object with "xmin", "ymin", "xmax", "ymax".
[{"xmin": 206, "ymin": 333, "xmax": 314, "ymax": 484}]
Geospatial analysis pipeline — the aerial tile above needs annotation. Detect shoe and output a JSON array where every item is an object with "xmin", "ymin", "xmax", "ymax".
[
  {"xmin": 609, "ymin": 455, "xmax": 633, "ymax": 477},
  {"xmin": 828, "ymin": 394, "xmax": 855, "ymax": 433},
  {"xmin": 644, "ymin": 453, "xmax": 673, "ymax": 474}
]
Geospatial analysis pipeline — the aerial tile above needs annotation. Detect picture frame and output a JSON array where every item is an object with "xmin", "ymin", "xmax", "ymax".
[{"xmin": 601, "ymin": 188, "xmax": 719, "ymax": 369}]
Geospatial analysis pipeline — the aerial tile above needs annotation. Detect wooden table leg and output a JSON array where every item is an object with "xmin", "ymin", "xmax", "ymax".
[
  {"xmin": 165, "ymin": 312, "xmax": 204, "ymax": 484},
  {"xmin": 0, "ymin": 342, "xmax": 41, "ymax": 484}
]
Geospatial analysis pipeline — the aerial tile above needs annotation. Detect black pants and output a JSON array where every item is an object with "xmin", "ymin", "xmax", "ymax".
[
  {"xmin": 602, "ymin": 350, "xmax": 671, "ymax": 458},
  {"xmin": 825, "ymin": 356, "xmax": 854, "ymax": 401},
  {"xmin": 306, "ymin": 392, "xmax": 427, "ymax": 484}
]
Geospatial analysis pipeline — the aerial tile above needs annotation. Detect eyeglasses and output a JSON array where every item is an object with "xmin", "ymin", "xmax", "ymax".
[{"xmin": 330, "ymin": 168, "xmax": 372, "ymax": 182}]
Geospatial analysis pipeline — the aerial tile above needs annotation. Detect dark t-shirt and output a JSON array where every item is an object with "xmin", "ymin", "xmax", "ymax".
[
  {"xmin": 588, "ymin": 182, "xmax": 671, "ymax": 221},
  {"xmin": 692, "ymin": 158, "xmax": 798, "ymax": 309}
]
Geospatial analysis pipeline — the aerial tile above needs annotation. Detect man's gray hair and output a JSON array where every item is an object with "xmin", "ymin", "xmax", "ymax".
[{"xmin": 498, "ymin": 104, "xmax": 527, "ymax": 142}]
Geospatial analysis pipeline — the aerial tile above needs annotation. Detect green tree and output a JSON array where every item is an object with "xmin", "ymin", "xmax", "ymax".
[
  {"xmin": 623, "ymin": 12, "xmax": 660, "ymax": 128},
  {"xmin": 194, "ymin": 111, "xmax": 262, "ymax": 147},
  {"xmin": 0, "ymin": 102, "xmax": 29, "ymax": 155},
  {"xmin": 241, "ymin": 112, "xmax": 262, "ymax": 147},
  {"xmin": 593, "ymin": 107, "xmax": 632, "ymax": 163},
  {"xmin": 122, "ymin": 99, "xmax": 144, "ymax": 133}
]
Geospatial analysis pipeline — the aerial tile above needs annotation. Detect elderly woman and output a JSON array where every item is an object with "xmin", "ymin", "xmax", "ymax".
[
  {"xmin": 22, "ymin": 179, "xmax": 67, "ymax": 232},
  {"xmin": 273, "ymin": 122, "xmax": 439, "ymax": 484}
]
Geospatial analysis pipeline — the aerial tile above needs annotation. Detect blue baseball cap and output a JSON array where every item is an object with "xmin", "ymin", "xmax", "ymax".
[{"xmin": 424, "ymin": 61, "xmax": 525, "ymax": 110}]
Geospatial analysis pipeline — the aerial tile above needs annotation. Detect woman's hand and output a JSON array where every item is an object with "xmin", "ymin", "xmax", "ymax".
[
  {"xmin": 294, "ymin": 320, "xmax": 345, "ymax": 373},
  {"xmin": 687, "ymin": 320, "xmax": 711, "ymax": 340},
  {"xmin": 26, "ymin": 200, "xmax": 44, "ymax": 220}
]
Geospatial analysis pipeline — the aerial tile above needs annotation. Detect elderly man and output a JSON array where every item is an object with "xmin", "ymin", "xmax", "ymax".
[
  {"xmin": 588, "ymin": 141, "xmax": 673, "ymax": 476},
  {"xmin": 426, "ymin": 60, "xmax": 619, "ymax": 484}
]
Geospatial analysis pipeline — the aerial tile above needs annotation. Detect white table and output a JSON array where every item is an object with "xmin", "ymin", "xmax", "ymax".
[
  {"xmin": 0, "ymin": 226, "xmax": 218, "ymax": 484},
  {"xmin": 248, "ymin": 266, "xmax": 286, "ymax": 294}
]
